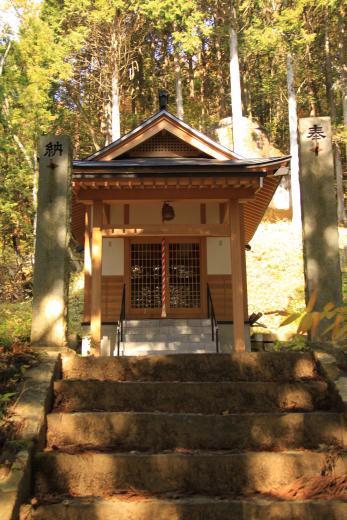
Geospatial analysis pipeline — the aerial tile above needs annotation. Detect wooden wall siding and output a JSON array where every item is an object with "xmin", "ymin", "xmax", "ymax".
[
  {"xmin": 84, "ymin": 275, "xmax": 124, "ymax": 323},
  {"xmin": 243, "ymin": 175, "xmax": 280, "ymax": 243},
  {"xmin": 102, "ymin": 276, "xmax": 124, "ymax": 321},
  {"xmin": 85, "ymin": 276, "xmax": 232, "ymax": 322},
  {"xmin": 207, "ymin": 275, "xmax": 233, "ymax": 321}
]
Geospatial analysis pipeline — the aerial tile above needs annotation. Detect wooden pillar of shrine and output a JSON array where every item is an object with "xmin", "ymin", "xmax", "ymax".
[
  {"xmin": 90, "ymin": 202, "xmax": 103, "ymax": 353},
  {"xmin": 229, "ymin": 200, "xmax": 248, "ymax": 351}
]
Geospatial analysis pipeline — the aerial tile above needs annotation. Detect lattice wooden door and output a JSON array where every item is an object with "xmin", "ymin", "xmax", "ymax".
[
  {"xmin": 167, "ymin": 241, "xmax": 202, "ymax": 316},
  {"xmin": 129, "ymin": 242, "xmax": 162, "ymax": 316},
  {"xmin": 127, "ymin": 238, "xmax": 204, "ymax": 318}
]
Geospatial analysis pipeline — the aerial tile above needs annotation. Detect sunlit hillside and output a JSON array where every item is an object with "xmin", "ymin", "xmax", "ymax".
[
  {"xmin": 247, "ymin": 220, "xmax": 305, "ymax": 336},
  {"xmin": 247, "ymin": 219, "xmax": 347, "ymax": 337}
]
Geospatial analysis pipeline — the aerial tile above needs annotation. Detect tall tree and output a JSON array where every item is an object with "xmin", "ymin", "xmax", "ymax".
[
  {"xmin": 229, "ymin": 2, "xmax": 244, "ymax": 152},
  {"xmin": 286, "ymin": 52, "xmax": 301, "ymax": 227}
]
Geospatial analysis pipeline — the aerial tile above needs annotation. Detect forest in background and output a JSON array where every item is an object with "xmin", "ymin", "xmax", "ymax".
[{"xmin": 0, "ymin": 0, "xmax": 346, "ymax": 308}]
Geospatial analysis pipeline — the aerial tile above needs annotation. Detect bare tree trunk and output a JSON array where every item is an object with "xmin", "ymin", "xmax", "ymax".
[
  {"xmin": 229, "ymin": 5, "xmax": 243, "ymax": 152},
  {"xmin": 111, "ymin": 63, "xmax": 121, "ymax": 141},
  {"xmin": 339, "ymin": 6, "xmax": 347, "ymax": 159},
  {"xmin": 0, "ymin": 40, "xmax": 11, "ymax": 76},
  {"xmin": 32, "ymin": 152, "xmax": 38, "ymax": 241},
  {"xmin": 334, "ymin": 143, "xmax": 346, "ymax": 223},
  {"xmin": 243, "ymin": 69, "xmax": 252, "ymax": 119},
  {"xmin": 306, "ymin": 47, "xmax": 318, "ymax": 116},
  {"xmin": 103, "ymin": 97, "xmax": 112, "ymax": 146},
  {"xmin": 137, "ymin": 52, "xmax": 146, "ymax": 112},
  {"xmin": 216, "ymin": 33, "xmax": 226, "ymax": 119},
  {"xmin": 198, "ymin": 42, "xmax": 207, "ymax": 130},
  {"xmin": 337, "ymin": 6, "xmax": 347, "ymax": 224},
  {"xmin": 150, "ymin": 34, "xmax": 157, "ymax": 112},
  {"xmin": 174, "ymin": 48, "xmax": 184, "ymax": 120},
  {"xmin": 308, "ymin": 84, "xmax": 317, "ymax": 117},
  {"xmin": 188, "ymin": 56, "xmax": 195, "ymax": 99},
  {"xmin": 287, "ymin": 52, "xmax": 302, "ymax": 229},
  {"xmin": 324, "ymin": 25, "xmax": 336, "ymax": 120},
  {"xmin": 72, "ymin": 95, "xmax": 100, "ymax": 151},
  {"xmin": 325, "ymin": 17, "xmax": 345, "ymax": 224}
]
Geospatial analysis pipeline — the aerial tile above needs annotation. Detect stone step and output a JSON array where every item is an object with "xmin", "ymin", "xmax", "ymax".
[
  {"xmin": 122, "ymin": 348, "xmax": 217, "ymax": 357},
  {"xmin": 124, "ymin": 332, "xmax": 212, "ymax": 341},
  {"xmin": 34, "ymin": 450, "xmax": 347, "ymax": 498},
  {"xmin": 123, "ymin": 340, "xmax": 215, "ymax": 347},
  {"xmin": 125, "ymin": 326, "xmax": 212, "ymax": 335},
  {"xmin": 62, "ymin": 352, "xmax": 319, "ymax": 382},
  {"xmin": 46, "ymin": 411, "xmax": 347, "ymax": 451},
  {"xmin": 122, "ymin": 342, "xmax": 216, "ymax": 356},
  {"xmin": 53, "ymin": 380, "xmax": 334, "ymax": 414},
  {"xmin": 125, "ymin": 319, "xmax": 211, "ymax": 328},
  {"xmin": 20, "ymin": 497, "xmax": 347, "ymax": 520}
]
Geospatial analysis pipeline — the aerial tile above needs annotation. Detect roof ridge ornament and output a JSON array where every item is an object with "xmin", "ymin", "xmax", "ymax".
[{"xmin": 159, "ymin": 90, "xmax": 169, "ymax": 111}]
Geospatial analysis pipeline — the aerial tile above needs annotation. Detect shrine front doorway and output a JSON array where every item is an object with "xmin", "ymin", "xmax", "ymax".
[{"xmin": 126, "ymin": 237, "xmax": 207, "ymax": 320}]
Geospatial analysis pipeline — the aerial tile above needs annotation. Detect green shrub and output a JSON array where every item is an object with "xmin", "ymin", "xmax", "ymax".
[
  {"xmin": 0, "ymin": 302, "xmax": 32, "ymax": 347},
  {"xmin": 280, "ymin": 289, "xmax": 347, "ymax": 344}
]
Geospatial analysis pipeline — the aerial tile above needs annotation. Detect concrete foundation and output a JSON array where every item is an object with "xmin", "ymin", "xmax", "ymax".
[
  {"xmin": 81, "ymin": 322, "xmax": 251, "ymax": 355},
  {"xmin": 218, "ymin": 323, "xmax": 251, "ymax": 352}
]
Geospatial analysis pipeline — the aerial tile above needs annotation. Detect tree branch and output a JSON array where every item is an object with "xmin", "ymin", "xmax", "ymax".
[{"xmin": 0, "ymin": 40, "xmax": 12, "ymax": 77}]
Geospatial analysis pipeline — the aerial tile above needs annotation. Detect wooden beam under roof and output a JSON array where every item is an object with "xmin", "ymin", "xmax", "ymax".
[
  {"xmin": 101, "ymin": 224, "xmax": 230, "ymax": 237},
  {"xmin": 73, "ymin": 176, "xmax": 259, "ymax": 189},
  {"xmin": 76, "ymin": 187, "xmax": 257, "ymax": 202}
]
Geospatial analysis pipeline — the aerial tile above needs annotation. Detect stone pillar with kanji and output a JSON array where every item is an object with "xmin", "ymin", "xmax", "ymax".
[
  {"xmin": 298, "ymin": 117, "xmax": 342, "ymax": 337},
  {"xmin": 31, "ymin": 135, "xmax": 72, "ymax": 348}
]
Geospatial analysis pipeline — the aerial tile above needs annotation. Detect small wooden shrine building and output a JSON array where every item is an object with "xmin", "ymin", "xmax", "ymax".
[{"xmin": 71, "ymin": 106, "xmax": 289, "ymax": 354}]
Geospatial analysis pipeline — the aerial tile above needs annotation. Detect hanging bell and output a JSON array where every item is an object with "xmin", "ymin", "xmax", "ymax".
[{"xmin": 162, "ymin": 202, "xmax": 175, "ymax": 221}]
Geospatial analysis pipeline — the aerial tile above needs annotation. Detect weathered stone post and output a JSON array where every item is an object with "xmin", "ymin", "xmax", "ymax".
[
  {"xmin": 298, "ymin": 117, "xmax": 342, "ymax": 335},
  {"xmin": 31, "ymin": 135, "xmax": 72, "ymax": 348}
]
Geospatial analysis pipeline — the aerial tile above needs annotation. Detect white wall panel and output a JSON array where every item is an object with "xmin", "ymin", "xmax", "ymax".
[
  {"xmin": 102, "ymin": 238, "xmax": 124, "ymax": 275},
  {"xmin": 207, "ymin": 237, "xmax": 231, "ymax": 274}
]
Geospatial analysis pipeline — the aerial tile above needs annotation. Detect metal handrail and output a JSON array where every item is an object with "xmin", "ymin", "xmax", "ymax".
[
  {"xmin": 116, "ymin": 284, "xmax": 126, "ymax": 356},
  {"xmin": 207, "ymin": 284, "xmax": 219, "ymax": 353}
]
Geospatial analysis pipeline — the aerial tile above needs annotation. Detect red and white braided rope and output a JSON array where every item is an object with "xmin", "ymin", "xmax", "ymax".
[{"xmin": 161, "ymin": 238, "xmax": 166, "ymax": 317}]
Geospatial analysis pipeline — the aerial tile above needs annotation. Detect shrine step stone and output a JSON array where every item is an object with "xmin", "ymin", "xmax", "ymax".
[
  {"xmin": 20, "ymin": 352, "xmax": 347, "ymax": 520},
  {"xmin": 61, "ymin": 352, "xmax": 319, "ymax": 382},
  {"xmin": 20, "ymin": 497, "xmax": 347, "ymax": 520},
  {"xmin": 122, "ymin": 318, "xmax": 216, "ymax": 355},
  {"xmin": 53, "ymin": 380, "xmax": 335, "ymax": 414},
  {"xmin": 46, "ymin": 411, "xmax": 347, "ymax": 451}
]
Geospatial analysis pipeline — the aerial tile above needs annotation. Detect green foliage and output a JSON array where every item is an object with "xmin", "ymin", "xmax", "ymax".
[
  {"xmin": 0, "ymin": 392, "xmax": 16, "ymax": 420},
  {"xmin": 0, "ymin": 341, "xmax": 38, "ymax": 429},
  {"xmin": 0, "ymin": 2, "xmax": 73, "ymax": 302},
  {"xmin": 68, "ymin": 273, "xmax": 84, "ymax": 338},
  {"xmin": 0, "ymin": 0, "xmax": 346, "ymax": 324},
  {"xmin": 273, "ymin": 335, "xmax": 311, "ymax": 352},
  {"xmin": 280, "ymin": 290, "xmax": 347, "ymax": 343},
  {"xmin": 0, "ymin": 302, "xmax": 32, "ymax": 347}
]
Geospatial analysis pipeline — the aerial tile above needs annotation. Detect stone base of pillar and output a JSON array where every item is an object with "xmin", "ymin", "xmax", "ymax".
[{"xmin": 218, "ymin": 323, "xmax": 251, "ymax": 353}]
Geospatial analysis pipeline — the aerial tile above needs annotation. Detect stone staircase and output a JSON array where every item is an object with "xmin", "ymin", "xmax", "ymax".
[
  {"xmin": 121, "ymin": 319, "xmax": 217, "ymax": 355},
  {"xmin": 21, "ymin": 352, "xmax": 347, "ymax": 519}
]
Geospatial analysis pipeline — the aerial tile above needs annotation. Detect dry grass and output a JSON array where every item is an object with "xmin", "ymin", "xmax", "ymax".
[
  {"xmin": 247, "ymin": 220, "xmax": 305, "ymax": 336},
  {"xmin": 271, "ymin": 474, "xmax": 347, "ymax": 501},
  {"xmin": 247, "ymin": 219, "xmax": 347, "ymax": 337}
]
